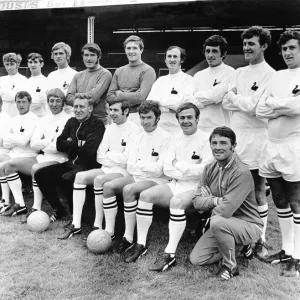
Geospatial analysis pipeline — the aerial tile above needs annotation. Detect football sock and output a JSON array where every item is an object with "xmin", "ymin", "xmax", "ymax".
[
  {"xmin": 124, "ymin": 200, "xmax": 138, "ymax": 243},
  {"xmin": 72, "ymin": 183, "xmax": 86, "ymax": 228},
  {"xmin": 165, "ymin": 208, "xmax": 186, "ymax": 255},
  {"xmin": 136, "ymin": 201, "xmax": 153, "ymax": 246},
  {"xmin": 103, "ymin": 196, "xmax": 118, "ymax": 237},
  {"xmin": 32, "ymin": 179, "xmax": 43, "ymax": 210},
  {"xmin": 258, "ymin": 203, "xmax": 268, "ymax": 242},
  {"xmin": 293, "ymin": 213, "xmax": 300, "ymax": 259},
  {"xmin": 277, "ymin": 207, "xmax": 294, "ymax": 255},
  {"xmin": 0, "ymin": 176, "xmax": 10, "ymax": 204},
  {"xmin": 6, "ymin": 173, "xmax": 25, "ymax": 206},
  {"xmin": 94, "ymin": 187, "xmax": 104, "ymax": 229}
]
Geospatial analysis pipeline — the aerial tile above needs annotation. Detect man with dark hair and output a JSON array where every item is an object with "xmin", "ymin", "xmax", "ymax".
[
  {"xmin": 26, "ymin": 53, "xmax": 48, "ymax": 117},
  {"xmin": 58, "ymin": 100, "xmax": 140, "ymax": 239},
  {"xmin": 124, "ymin": 102, "xmax": 213, "ymax": 271},
  {"xmin": 0, "ymin": 53, "xmax": 27, "ymax": 117},
  {"xmin": 223, "ymin": 26, "xmax": 276, "ymax": 258},
  {"xmin": 190, "ymin": 126, "xmax": 263, "ymax": 280},
  {"xmin": 146, "ymin": 46, "xmax": 196, "ymax": 134},
  {"xmin": 257, "ymin": 30, "xmax": 300, "ymax": 276},
  {"xmin": 101, "ymin": 100, "xmax": 171, "ymax": 251},
  {"xmin": 66, "ymin": 43, "xmax": 112, "ymax": 124},
  {"xmin": 34, "ymin": 95, "xmax": 105, "ymax": 222},
  {"xmin": 0, "ymin": 91, "xmax": 39, "ymax": 216},
  {"xmin": 106, "ymin": 35, "xmax": 156, "ymax": 126},
  {"xmin": 192, "ymin": 35, "xmax": 235, "ymax": 133},
  {"xmin": 48, "ymin": 42, "xmax": 77, "ymax": 116},
  {"xmin": 0, "ymin": 88, "xmax": 70, "ymax": 218}
]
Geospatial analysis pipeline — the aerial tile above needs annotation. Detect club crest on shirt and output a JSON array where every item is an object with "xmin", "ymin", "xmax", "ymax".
[
  {"xmin": 55, "ymin": 126, "xmax": 59, "ymax": 133},
  {"xmin": 171, "ymin": 88, "xmax": 178, "ymax": 94},
  {"xmin": 121, "ymin": 139, "xmax": 126, "ymax": 146},
  {"xmin": 213, "ymin": 79, "xmax": 220, "ymax": 87},
  {"xmin": 151, "ymin": 148, "xmax": 159, "ymax": 162},
  {"xmin": 251, "ymin": 82, "xmax": 258, "ymax": 91},
  {"xmin": 36, "ymin": 87, "xmax": 41, "ymax": 92},
  {"xmin": 292, "ymin": 85, "xmax": 300, "ymax": 94},
  {"xmin": 20, "ymin": 126, "xmax": 24, "ymax": 133},
  {"xmin": 191, "ymin": 151, "xmax": 200, "ymax": 164}
]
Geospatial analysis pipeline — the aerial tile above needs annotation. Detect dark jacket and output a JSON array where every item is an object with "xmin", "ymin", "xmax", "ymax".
[{"xmin": 57, "ymin": 115, "xmax": 105, "ymax": 169}]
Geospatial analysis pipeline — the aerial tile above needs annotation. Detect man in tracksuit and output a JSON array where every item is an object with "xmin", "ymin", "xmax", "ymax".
[
  {"xmin": 190, "ymin": 126, "xmax": 263, "ymax": 280},
  {"xmin": 34, "ymin": 94, "xmax": 105, "ymax": 222}
]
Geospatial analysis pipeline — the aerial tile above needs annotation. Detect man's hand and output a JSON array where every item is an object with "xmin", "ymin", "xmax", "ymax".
[{"xmin": 115, "ymin": 90, "xmax": 122, "ymax": 97}]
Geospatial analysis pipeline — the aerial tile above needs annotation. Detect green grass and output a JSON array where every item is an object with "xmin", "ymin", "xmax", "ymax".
[{"xmin": 0, "ymin": 192, "xmax": 299, "ymax": 300}]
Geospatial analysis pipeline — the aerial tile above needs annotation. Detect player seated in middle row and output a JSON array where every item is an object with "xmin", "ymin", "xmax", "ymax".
[
  {"xmin": 123, "ymin": 103, "xmax": 214, "ymax": 272},
  {"xmin": 58, "ymin": 100, "xmax": 140, "ymax": 239}
]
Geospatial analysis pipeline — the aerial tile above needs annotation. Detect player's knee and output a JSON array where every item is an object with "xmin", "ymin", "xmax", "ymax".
[
  {"xmin": 210, "ymin": 215, "xmax": 225, "ymax": 232},
  {"xmin": 3, "ymin": 161, "xmax": 14, "ymax": 175},
  {"xmin": 75, "ymin": 172, "xmax": 86, "ymax": 184},
  {"xmin": 103, "ymin": 181, "xmax": 114, "ymax": 193},
  {"xmin": 139, "ymin": 189, "xmax": 153, "ymax": 203},
  {"xmin": 189, "ymin": 251, "xmax": 206, "ymax": 266},
  {"xmin": 170, "ymin": 195, "xmax": 184, "ymax": 209},
  {"xmin": 94, "ymin": 175, "xmax": 106, "ymax": 188},
  {"xmin": 123, "ymin": 184, "xmax": 134, "ymax": 200},
  {"xmin": 31, "ymin": 164, "xmax": 39, "ymax": 177}
]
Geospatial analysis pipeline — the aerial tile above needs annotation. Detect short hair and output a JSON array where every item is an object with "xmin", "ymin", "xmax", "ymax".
[
  {"xmin": 209, "ymin": 126, "xmax": 236, "ymax": 146},
  {"xmin": 47, "ymin": 88, "xmax": 66, "ymax": 104},
  {"xmin": 3, "ymin": 53, "xmax": 22, "ymax": 65},
  {"xmin": 241, "ymin": 26, "xmax": 272, "ymax": 47},
  {"xmin": 81, "ymin": 43, "xmax": 102, "ymax": 59},
  {"xmin": 27, "ymin": 53, "xmax": 44, "ymax": 63},
  {"xmin": 176, "ymin": 102, "xmax": 200, "ymax": 120},
  {"xmin": 15, "ymin": 91, "xmax": 32, "ymax": 103},
  {"xmin": 123, "ymin": 35, "xmax": 144, "ymax": 50},
  {"xmin": 74, "ymin": 93, "xmax": 94, "ymax": 106},
  {"xmin": 202, "ymin": 35, "xmax": 228, "ymax": 57},
  {"xmin": 109, "ymin": 100, "xmax": 130, "ymax": 117},
  {"xmin": 51, "ymin": 42, "xmax": 72, "ymax": 62},
  {"xmin": 165, "ymin": 46, "xmax": 187, "ymax": 64},
  {"xmin": 278, "ymin": 30, "xmax": 300, "ymax": 48},
  {"xmin": 138, "ymin": 100, "xmax": 161, "ymax": 119}
]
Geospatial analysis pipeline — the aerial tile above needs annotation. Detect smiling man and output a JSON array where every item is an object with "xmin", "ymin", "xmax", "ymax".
[
  {"xmin": 192, "ymin": 35, "xmax": 235, "ymax": 133},
  {"xmin": 47, "ymin": 42, "xmax": 77, "ymax": 116},
  {"xmin": 66, "ymin": 43, "xmax": 112, "ymax": 124},
  {"xmin": 34, "ymin": 95, "xmax": 105, "ymax": 222},
  {"xmin": 101, "ymin": 100, "xmax": 171, "ymax": 252},
  {"xmin": 0, "ymin": 53, "xmax": 27, "ymax": 117},
  {"xmin": 58, "ymin": 100, "xmax": 140, "ymax": 239},
  {"xmin": 123, "ymin": 103, "xmax": 213, "ymax": 271},
  {"xmin": 222, "ymin": 26, "xmax": 276, "ymax": 258},
  {"xmin": 0, "ymin": 91, "xmax": 39, "ymax": 216},
  {"xmin": 257, "ymin": 31, "xmax": 300, "ymax": 276},
  {"xmin": 106, "ymin": 35, "xmax": 156, "ymax": 126},
  {"xmin": 189, "ymin": 126, "xmax": 263, "ymax": 280},
  {"xmin": 0, "ymin": 88, "xmax": 70, "ymax": 217},
  {"xmin": 26, "ymin": 53, "xmax": 49, "ymax": 117},
  {"xmin": 146, "ymin": 46, "xmax": 196, "ymax": 134}
]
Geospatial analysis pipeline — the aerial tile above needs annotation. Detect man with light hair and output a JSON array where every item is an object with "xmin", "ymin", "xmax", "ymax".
[
  {"xmin": 48, "ymin": 42, "xmax": 77, "ymax": 115},
  {"xmin": 146, "ymin": 46, "xmax": 196, "ymax": 134},
  {"xmin": 66, "ymin": 43, "xmax": 112, "ymax": 124},
  {"xmin": 106, "ymin": 35, "xmax": 156, "ymax": 126},
  {"xmin": 26, "ymin": 53, "xmax": 49, "ymax": 117},
  {"xmin": 0, "ymin": 53, "xmax": 27, "ymax": 117}
]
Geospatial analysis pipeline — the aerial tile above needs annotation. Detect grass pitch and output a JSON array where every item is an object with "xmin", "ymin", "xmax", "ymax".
[{"xmin": 0, "ymin": 193, "xmax": 299, "ymax": 300}]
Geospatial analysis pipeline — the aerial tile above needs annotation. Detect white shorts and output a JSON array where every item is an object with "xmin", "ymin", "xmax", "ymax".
[
  {"xmin": 235, "ymin": 128, "xmax": 267, "ymax": 170},
  {"xmin": 101, "ymin": 165, "xmax": 129, "ymax": 177},
  {"xmin": 133, "ymin": 176, "xmax": 169, "ymax": 185},
  {"xmin": 259, "ymin": 137, "xmax": 300, "ymax": 182},
  {"xmin": 167, "ymin": 179, "xmax": 197, "ymax": 196},
  {"xmin": 0, "ymin": 148, "xmax": 10, "ymax": 155},
  {"xmin": 36, "ymin": 154, "xmax": 68, "ymax": 164},
  {"xmin": 7, "ymin": 152, "xmax": 37, "ymax": 159}
]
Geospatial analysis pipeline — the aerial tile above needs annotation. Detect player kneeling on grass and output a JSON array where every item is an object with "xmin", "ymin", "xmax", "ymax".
[
  {"xmin": 123, "ymin": 102, "xmax": 214, "ymax": 272},
  {"xmin": 189, "ymin": 126, "xmax": 263, "ymax": 280},
  {"xmin": 17, "ymin": 88, "xmax": 70, "ymax": 221},
  {"xmin": 102, "ymin": 100, "xmax": 172, "ymax": 250},
  {"xmin": 34, "ymin": 95, "xmax": 105, "ymax": 222},
  {"xmin": 58, "ymin": 100, "xmax": 140, "ymax": 239},
  {"xmin": 0, "ymin": 91, "xmax": 39, "ymax": 216}
]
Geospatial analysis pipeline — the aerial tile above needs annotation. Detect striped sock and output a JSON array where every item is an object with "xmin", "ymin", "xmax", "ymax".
[
  {"xmin": 32, "ymin": 179, "xmax": 42, "ymax": 210},
  {"xmin": 0, "ymin": 176, "xmax": 10, "ymax": 205},
  {"xmin": 7, "ymin": 173, "xmax": 25, "ymax": 206},
  {"xmin": 103, "ymin": 196, "xmax": 118, "ymax": 237},
  {"xmin": 136, "ymin": 201, "xmax": 153, "ymax": 246},
  {"xmin": 293, "ymin": 213, "xmax": 300, "ymax": 259},
  {"xmin": 258, "ymin": 203, "xmax": 268, "ymax": 242},
  {"xmin": 72, "ymin": 183, "xmax": 86, "ymax": 228},
  {"xmin": 124, "ymin": 200, "xmax": 138, "ymax": 243},
  {"xmin": 165, "ymin": 208, "xmax": 186, "ymax": 255},
  {"xmin": 277, "ymin": 207, "xmax": 294, "ymax": 256},
  {"xmin": 94, "ymin": 187, "xmax": 104, "ymax": 229}
]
